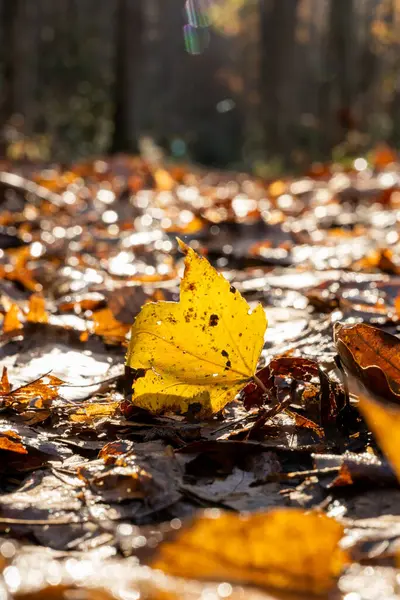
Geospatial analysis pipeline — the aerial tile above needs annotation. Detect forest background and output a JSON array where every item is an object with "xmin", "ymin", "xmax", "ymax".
[{"xmin": 1, "ymin": 0, "xmax": 398, "ymax": 174}]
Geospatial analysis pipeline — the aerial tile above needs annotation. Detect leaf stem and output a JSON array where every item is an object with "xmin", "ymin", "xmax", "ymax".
[{"xmin": 253, "ymin": 374, "xmax": 267, "ymax": 394}]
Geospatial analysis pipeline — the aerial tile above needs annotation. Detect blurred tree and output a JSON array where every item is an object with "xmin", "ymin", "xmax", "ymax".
[
  {"xmin": 259, "ymin": 0, "xmax": 299, "ymax": 165},
  {"xmin": 110, "ymin": 0, "xmax": 144, "ymax": 153},
  {"xmin": 323, "ymin": 0, "xmax": 356, "ymax": 148},
  {"xmin": 1, "ymin": 0, "xmax": 19, "ymax": 150}
]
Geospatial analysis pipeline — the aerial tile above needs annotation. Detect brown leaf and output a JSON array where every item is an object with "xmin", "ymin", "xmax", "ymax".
[
  {"xmin": 241, "ymin": 357, "xmax": 340, "ymax": 426},
  {"xmin": 152, "ymin": 508, "xmax": 349, "ymax": 595},
  {"xmin": 334, "ymin": 322, "xmax": 400, "ymax": 404}
]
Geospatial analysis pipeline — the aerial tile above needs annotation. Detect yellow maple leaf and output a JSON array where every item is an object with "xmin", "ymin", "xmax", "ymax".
[
  {"xmin": 126, "ymin": 239, "xmax": 267, "ymax": 416},
  {"xmin": 153, "ymin": 508, "xmax": 349, "ymax": 595}
]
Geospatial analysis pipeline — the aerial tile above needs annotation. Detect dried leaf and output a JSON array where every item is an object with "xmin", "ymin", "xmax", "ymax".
[
  {"xmin": 0, "ymin": 374, "xmax": 64, "ymax": 420},
  {"xmin": 153, "ymin": 508, "xmax": 349, "ymax": 595},
  {"xmin": 27, "ymin": 294, "xmax": 48, "ymax": 323},
  {"xmin": 0, "ymin": 367, "xmax": 11, "ymax": 394},
  {"xmin": 334, "ymin": 322, "xmax": 400, "ymax": 404},
  {"xmin": 0, "ymin": 429, "xmax": 28, "ymax": 454},
  {"xmin": 126, "ymin": 240, "xmax": 267, "ymax": 416}
]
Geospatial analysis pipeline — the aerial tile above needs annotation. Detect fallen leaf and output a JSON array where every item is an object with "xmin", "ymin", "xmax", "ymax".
[
  {"xmin": 3, "ymin": 302, "xmax": 23, "ymax": 333},
  {"xmin": 241, "ymin": 357, "xmax": 341, "ymax": 427},
  {"xmin": 352, "ymin": 381, "xmax": 400, "ymax": 482},
  {"xmin": 0, "ymin": 374, "xmax": 64, "ymax": 424},
  {"xmin": 27, "ymin": 294, "xmax": 48, "ymax": 323},
  {"xmin": 92, "ymin": 307, "xmax": 130, "ymax": 342},
  {"xmin": 334, "ymin": 322, "xmax": 400, "ymax": 404},
  {"xmin": 126, "ymin": 239, "xmax": 267, "ymax": 416},
  {"xmin": 0, "ymin": 429, "xmax": 28, "ymax": 454},
  {"xmin": 1, "ymin": 366, "xmax": 11, "ymax": 394},
  {"xmin": 153, "ymin": 508, "xmax": 348, "ymax": 595}
]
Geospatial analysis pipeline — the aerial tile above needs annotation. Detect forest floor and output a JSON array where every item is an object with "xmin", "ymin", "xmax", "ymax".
[{"xmin": 1, "ymin": 152, "xmax": 400, "ymax": 599}]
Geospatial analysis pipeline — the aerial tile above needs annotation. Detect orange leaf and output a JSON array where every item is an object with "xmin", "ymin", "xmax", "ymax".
[
  {"xmin": 92, "ymin": 308, "xmax": 130, "ymax": 342},
  {"xmin": 0, "ymin": 430, "xmax": 28, "ymax": 454},
  {"xmin": 0, "ymin": 367, "xmax": 11, "ymax": 394},
  {"xmin": 153, "ymin": 509, "xmax": 348, "ymax": 595},
  {"xmin": 27, "ymin": 294, "xmax": 48, "ymax": 323},
  {"xmin": 3, "ymin": 303, "xmax": 23, "ymax": 333}
]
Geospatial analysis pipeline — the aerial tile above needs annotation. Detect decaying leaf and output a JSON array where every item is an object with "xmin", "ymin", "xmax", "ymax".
[
  {"xmin": 153, "ymin": 508, "xmax": 349, "ymax": 595},
  {"xmin": 241, "ymin": 357, "xmax": 341, "ymax": 428},
  {"xmin": 0, "ymin": 373, "xmax": 64, "ymax": 423},
  {"xmin": 0, "ymin": 429, "xmax": 27, "ymax": 454},
  {"xmin": 334, "ymin": 322, "xmax": 400, "ymax": 404},
  {"xmin": 126, "ymin": 239, "xmax": 267, "ymax": 416}
]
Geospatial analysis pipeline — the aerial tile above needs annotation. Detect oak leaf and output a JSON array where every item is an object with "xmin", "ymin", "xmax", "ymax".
[
  {"xmin": 153, "ymin": 508, "xmax": 348, "ymax": 595},
  {"xmin": 126, "ymin": 239, "xmax": 267, "ymax": 416}
]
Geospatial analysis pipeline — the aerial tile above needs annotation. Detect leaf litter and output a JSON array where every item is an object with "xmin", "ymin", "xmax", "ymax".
[{"xmin": 3, "ymin": 153, "xmax": 400, "ymax": 597}]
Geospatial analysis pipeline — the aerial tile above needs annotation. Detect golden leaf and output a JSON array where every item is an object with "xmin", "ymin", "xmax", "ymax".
[
  {"xmin": 3, "ymin": 303, "xmax": 23, "ymax": 333},
  {"xmin": 153, "ymin": 509, "xmax": 348, "ymax": 595},
  {"xmin": 126, "ymin": 240, "xmax": 267, "ymax": 416},
  {"xmin": 354, "ymin": 385, "xmax": 400, "ymax": 482},
  {"xmin": 27, "ymin": 294, "xmax": 48, "ymax": 323},
  {"xmin": 92, "ymin": 308, "xmax": 130, "ymax": 343}
]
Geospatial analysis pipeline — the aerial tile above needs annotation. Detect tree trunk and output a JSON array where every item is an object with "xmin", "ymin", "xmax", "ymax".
[
  {"xmin": 259, "ymin": 0, "xmax": 299, "ymax": 166},
  {"xmin": 1, "ymin": 0, "xmax": 19, "ymax": 153},
  {"xmin": 110, "ymin": 0, "xmax": 144, "ymax": 153},
  {"xmin": 323, "ymin": 0, "xmax": 356, "ymax": 149}
]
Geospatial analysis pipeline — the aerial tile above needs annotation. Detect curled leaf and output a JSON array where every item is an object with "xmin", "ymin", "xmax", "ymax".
[
  {"xmin": 334, "ymin": 322, "xmax": 400, "ymax": 404},
  {"xmin": 126, "ymin": 240, "xmax": 267, "ymax": 416}
]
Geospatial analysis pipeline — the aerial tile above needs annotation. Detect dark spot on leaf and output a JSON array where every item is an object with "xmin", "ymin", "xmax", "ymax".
[
  {"xmin": 221, "ymin": 350, "xmax": 229, "ymax": 357},
  {"xmin": 188, "ymin": 282, "xmax": 196, "ymax": 291},
  {"xmin": 230, "ymin": 285, "xmax": 236, "ymax": 294},
  {"xmin": 209, "ymin": 314, "xmax": 219, "ymax": 327},
  {"xmin": 224, "ymin": 360, "xmax": 232, "ymax": 370}
]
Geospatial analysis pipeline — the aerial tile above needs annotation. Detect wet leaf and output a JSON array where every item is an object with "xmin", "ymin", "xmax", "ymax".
[
  {"xmin": 126, "ymin": 239, "xmax": 267, "ymax": 416},
  {"xmin": 334, "ymin": 322, "xmax": 400, "ymax": 404},
  {"xmin": 153, "ymin": 508, "xmax": 349, "ymax": 594}
]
